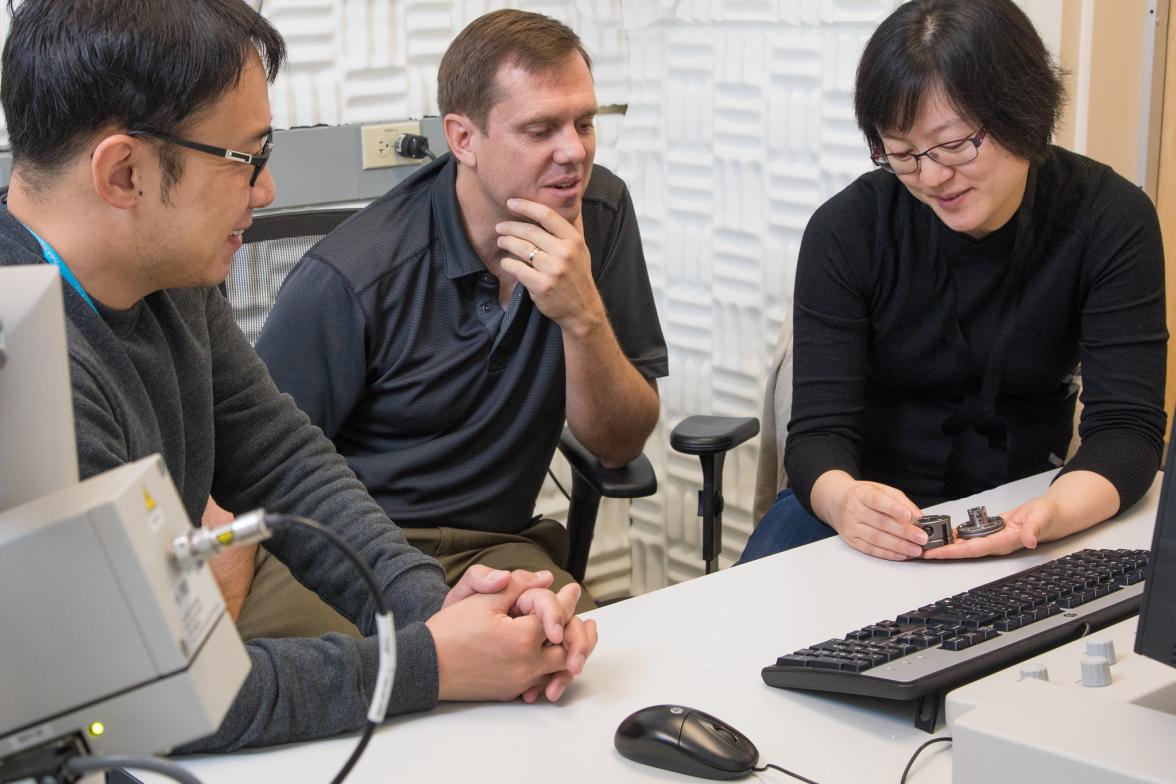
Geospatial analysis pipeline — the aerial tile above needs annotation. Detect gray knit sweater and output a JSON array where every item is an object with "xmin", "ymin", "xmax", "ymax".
[{"xmin": 0, "ymin": 208, "xmax": 449, "ymax": 752}]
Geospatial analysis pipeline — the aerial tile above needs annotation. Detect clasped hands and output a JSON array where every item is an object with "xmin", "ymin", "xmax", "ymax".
[{"xmin": 426, "ymin": 565, "xmax": 598, "ymax": 705}]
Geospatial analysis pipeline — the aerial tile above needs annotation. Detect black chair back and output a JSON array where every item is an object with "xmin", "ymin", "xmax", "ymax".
[{"xmin": 224, "ymin": 208, "xmax": 357, "ymax": 344}]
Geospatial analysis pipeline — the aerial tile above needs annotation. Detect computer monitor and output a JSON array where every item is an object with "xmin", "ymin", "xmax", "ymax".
[
  {"xmin": 1135, "ymin": 418, "xmax": 1176, "ymax": 668},
  {"xmin": 0, "ymin": 266, "xmax": 78, "ymax": 513}
]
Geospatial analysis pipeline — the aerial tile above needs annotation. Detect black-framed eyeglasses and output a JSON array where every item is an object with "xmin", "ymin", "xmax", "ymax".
[
  {"xmin": 129, "ymin": 129, "xmax": 273, "ymax": 187},
  {"xmin": 871, "ymin": 128, "xmax": 987, "ymax": 175}
]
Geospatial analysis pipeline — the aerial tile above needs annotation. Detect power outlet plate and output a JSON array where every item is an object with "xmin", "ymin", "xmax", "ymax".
[{"xmin": 360, "ymin": 121, "xmax": 424, "ymax": 170}]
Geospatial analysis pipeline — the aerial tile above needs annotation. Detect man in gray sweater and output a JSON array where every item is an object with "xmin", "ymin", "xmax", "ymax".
[{"xmin": 0, "ymin": 0, "xmax": 595, "ymax": 753}]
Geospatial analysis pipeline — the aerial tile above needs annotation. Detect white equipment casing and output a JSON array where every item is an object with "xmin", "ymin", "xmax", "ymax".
[
  {"xmin": 0, "ymin": 456, "xmax": 249, "ymax": 759},
  {"xmin": 0, "ymin": 267, "xmax": 77, "ymax": 513},
  {"xmin": 947, "ymin": 617, "xmax": 1176, "ymax": 783}
]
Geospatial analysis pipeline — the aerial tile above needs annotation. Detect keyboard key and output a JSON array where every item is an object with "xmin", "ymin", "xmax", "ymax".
[
  {"xmin": 816, "ymin": 640, "xmax": 858, "ymax": 654},
  {"xmin": 809, "ymin": 657, "xmax": 848, "ymax": 671},
  {"xmin": 962, "ymin": 612, "xmax": 1003, "ymax": 628},
  {"xmin": 776, "ymin": 655, "xmax": 812, "ymax": 668},
  {"xmin": 927, "ymin": 611, "xmax": 968, "ymax": 626},
  {"xmin": 867, "ymin": 625, "xmax": 903, "ymax": 638},
  {"xmin": 897, "ymin": 611, "xmax": 933, "ymax": 625},
  {"xmin": 854, "ymin": 651, "xmax": 889, "ymax": 666}
]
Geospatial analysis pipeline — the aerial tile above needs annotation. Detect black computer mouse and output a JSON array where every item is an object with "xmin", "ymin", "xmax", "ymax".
[{"xmin": 614, "ymin": 704, "xmax": 759, "ymax": 780}]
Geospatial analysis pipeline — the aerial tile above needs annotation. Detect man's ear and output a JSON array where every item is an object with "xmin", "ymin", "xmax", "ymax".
[
  {"xmin": 443, "ymin": 112, "xmax": 479, "ymax": 168},
  {"xmin": 90, "ymin": 134, "xmax": 146, "ymax": 209}
]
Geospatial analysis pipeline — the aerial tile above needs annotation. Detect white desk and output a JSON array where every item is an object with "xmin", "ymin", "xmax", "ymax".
[{"xmin": 165, "ymin": 472, "xmax": 1163, "ymax": 783}]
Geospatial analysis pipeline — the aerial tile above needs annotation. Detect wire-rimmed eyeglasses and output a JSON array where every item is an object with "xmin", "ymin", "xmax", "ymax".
[
  {"xmin": 128, "ymin": 130, "xmax": 274, "ymax": 187},
  {"xmin": 871, "ymin": 128, "xmax": 987, "ymax": 175}
]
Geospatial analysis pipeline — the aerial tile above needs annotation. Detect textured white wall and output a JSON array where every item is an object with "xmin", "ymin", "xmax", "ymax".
[
  {"xmin": 613, "ymin": 1, "xmax": 898, "ymax": 593},
  {"xmin": 0, "ymin": 0, "xmax": 907, "ymax": 596},
  {"xmin": 253, "ymin": 0, "xmax": 1091, "ymax": 599},
  {"xmin": 257, "ymin": 0, "xmax": 899, "ymax": 597},
  {"xmin": 0, "ymin": 0, "xmax": 1073, "ymax": 596}
]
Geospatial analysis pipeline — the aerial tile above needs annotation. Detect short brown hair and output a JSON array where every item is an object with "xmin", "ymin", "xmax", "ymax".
[{"xmin": 438, "ymin": 9, "xmax": 592, "ymax": 132}]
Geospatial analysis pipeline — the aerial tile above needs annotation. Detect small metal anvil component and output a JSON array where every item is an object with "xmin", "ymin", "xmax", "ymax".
[{"xmin": 957, "ymin": 506, "xmax": 1006, "ymax": 539}]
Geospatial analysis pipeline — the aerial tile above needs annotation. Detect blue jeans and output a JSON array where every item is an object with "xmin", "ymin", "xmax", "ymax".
[{"xmin": 737, "ymin": 489, "xmax": 836, "ymax": 564}]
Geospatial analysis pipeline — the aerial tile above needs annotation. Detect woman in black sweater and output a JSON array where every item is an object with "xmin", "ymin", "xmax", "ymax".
[{"xmin": 741, "ymin": 0, "xmax": 1167, "ymax": 563}]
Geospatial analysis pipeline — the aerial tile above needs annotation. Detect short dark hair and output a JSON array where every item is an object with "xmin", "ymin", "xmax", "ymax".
[
  {"xmin": 437, "ymin": 9, "xmax": 592, "ymax": 132},
  {"xmin": 854, "ymin": 0, "xmax": 1064, "ymax": 162},
  {"xmin": 2, "ymin": 0, "xmax": 286, "ymax": 191}
]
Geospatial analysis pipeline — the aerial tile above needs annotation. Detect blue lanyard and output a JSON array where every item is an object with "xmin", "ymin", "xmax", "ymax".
[{"xmin": 22, "ymin": 225, "xmax": 98, "ymax": 314}]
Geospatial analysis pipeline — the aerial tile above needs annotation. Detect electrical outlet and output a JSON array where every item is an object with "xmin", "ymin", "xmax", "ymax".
[{"xmin": 360, "ymin": 121, "xmax": 425, "ymax": 169}]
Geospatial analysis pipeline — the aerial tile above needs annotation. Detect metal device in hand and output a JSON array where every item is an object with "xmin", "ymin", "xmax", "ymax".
[
  {"xmin": 916, "ymin": 514, "xmax": 955, "ymax": 550},
  {"xmin": 958, "ymin": 506, "xmax": 1006, "ymax": 539}
]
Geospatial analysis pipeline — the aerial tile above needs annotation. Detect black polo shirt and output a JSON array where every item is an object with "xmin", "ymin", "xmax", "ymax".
[{"xmin": 256, "ymin": 154, "xmax": 668, "ymax": 534}]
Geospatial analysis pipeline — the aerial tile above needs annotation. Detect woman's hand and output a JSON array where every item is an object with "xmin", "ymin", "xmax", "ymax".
[
  {"xmin": 813, "ymin": 471, "xmax": 926, "ymax": 560},
  {"xmin": 924, "ymin": 471, "xmax": 1119, "ymax": 560},
  {"xmin": 922, "ymin": 496, "xmax": 1056, "ymax": 559}
]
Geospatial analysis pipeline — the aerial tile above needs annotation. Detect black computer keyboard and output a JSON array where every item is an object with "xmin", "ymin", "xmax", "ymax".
[{"xmin": 762, "ymin": 549, "xmax": 1148, "ymax": 722}]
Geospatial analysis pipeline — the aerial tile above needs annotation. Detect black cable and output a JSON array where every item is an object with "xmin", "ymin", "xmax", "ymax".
[
  {"xmin": 65, "ymin": 754, "xmax": 204, "ymax": 784},
  {"xmin": 393, "ymin": 133, "xmax": 436, "ymax": 161},
  {"xmin": 547, "ymin": 467, "xmax": 571, "ymax": 501},
  {"xmin": 899, "ymin": 736, "xmax": 952, "ymax": 784},
  {"xmin": 265, "ymin": 514, "xmax": 391, "ymax": 784},
  {"xmin": 753, "ymin": 762, "xmax": 820, "ymax": 783}
]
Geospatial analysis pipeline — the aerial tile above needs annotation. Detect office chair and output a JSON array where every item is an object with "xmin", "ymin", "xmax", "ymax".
[
  {"xmin": 225, "ymin": 207, "xmax": 760, "ymax": 583},
  {"xmin": 224, "ymin": 208, "xmax": 357, "ymax": 345}
]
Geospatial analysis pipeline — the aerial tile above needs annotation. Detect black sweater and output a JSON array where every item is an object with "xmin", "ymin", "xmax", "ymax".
[{"xmin": 785, "ymin": 146, "xmax": 1167, "ymax": 514}]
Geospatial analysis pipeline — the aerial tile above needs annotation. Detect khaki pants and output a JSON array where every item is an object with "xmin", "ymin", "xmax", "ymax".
[
  {"xmin": 234, "ymin": 517, "xmax": 595, "ymax": 641},
  {"xmin": 234, "ymin": 546, "xmax": 361, "ymax": 640},
  {"xmin": 403, "ymin": 518, "xmax": 597, "ymax": 615}
]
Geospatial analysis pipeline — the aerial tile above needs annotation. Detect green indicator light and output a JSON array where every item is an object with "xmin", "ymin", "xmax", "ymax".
[{"xmin": 88, "ymin": 721, "xmax": 106, "ymax": 736}]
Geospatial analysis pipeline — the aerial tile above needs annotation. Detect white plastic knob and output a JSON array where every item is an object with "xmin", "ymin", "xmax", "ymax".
[
  {"xmin": 1019, "ymin": 662, "xmax": 1050, "ymax": 682},
  {"xmin": 1081, "ymin": 655, "xmax": 1112, "ymax": 687},
  {"xmin": 1085, "ymin": 637, "xmax": 1117, "ymax": 665}
]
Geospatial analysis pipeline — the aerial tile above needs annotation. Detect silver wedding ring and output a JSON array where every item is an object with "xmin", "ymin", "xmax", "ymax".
[{"xmin": 526, "ymin": 246, "xmax": 540, "ymax": 266}]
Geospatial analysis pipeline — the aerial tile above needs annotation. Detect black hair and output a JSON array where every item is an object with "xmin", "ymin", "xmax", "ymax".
[
  {"xmin": 854, "ymin": 0, "xmax": 1064, "ymax": 162},
  {"xmin": 2, "ymin": 0, "xmax": 286, "ymax": 192}
]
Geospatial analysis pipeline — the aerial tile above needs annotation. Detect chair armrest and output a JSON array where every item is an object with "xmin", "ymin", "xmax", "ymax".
[
  {"xmin": 557, "ymin": 427, "xmax": 657, "ymax": 498},
  {"xmin": 669, "ymin": 415, "xmax": 760, "ymax": 455},
  {"xmin": 558, "ymin": 427, "xmax": 656, "ymax": 584},
  {"xmin": 668, "ymin": 415, "xmax": 760, "ymax": 574}
]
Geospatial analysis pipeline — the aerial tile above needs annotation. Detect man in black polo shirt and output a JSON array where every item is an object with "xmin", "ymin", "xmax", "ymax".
[{"xmin": 254, "ymin": 9, "xmax": 666, "ymax": 616}]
